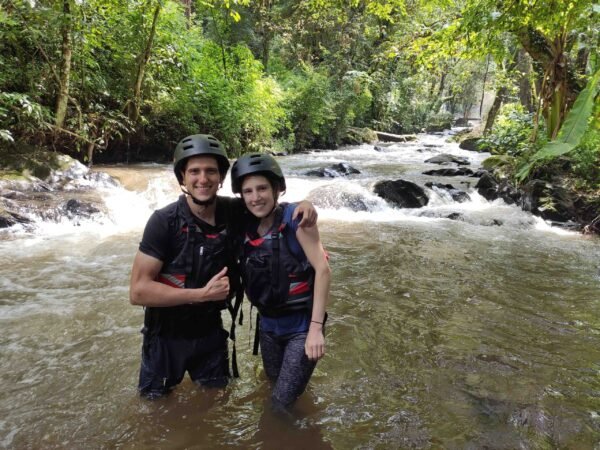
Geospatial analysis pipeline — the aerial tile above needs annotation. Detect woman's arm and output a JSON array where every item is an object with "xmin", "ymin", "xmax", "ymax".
[{"xmin": 296, "ymin": 224, "xmax": 331, "ymax": 361}]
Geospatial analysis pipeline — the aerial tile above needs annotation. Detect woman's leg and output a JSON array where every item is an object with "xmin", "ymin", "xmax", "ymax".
[
  {"xmin": 259, "ymin": 330, "xmax": 285, "ymax": 382},
  {"xmin": 271, "ymin": 332, "xmax": 317, "ymax": 408}
]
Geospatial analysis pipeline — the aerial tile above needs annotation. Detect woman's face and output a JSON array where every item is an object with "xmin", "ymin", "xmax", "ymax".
[{"xmin": 241, "ymin": 174, "xmax": 277, "ymax": 218}]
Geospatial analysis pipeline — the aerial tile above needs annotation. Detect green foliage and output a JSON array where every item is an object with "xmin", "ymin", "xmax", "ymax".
[
  {"xmin": 516, "ymin": 69, "xmax": 600, "ymax": 182},
  {"xmin": 0, "ymin": 92, "xmax": 51, "ymax": 141},
  {"xmin": 280, "ymin": 65, "xmax": 335, "ymax": 150},
  {"xmin": 479, "ymin": 103, "xmax": 540, "ymax": 157},
  {"xmin": 570, "ymin": 126, "xmax": 600, "ymax": 190}
]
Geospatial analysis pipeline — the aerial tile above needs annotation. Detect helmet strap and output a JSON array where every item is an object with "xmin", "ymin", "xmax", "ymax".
[{"xmin": 180, "ymin": 186, "xmax": 217, "ymax": 206}]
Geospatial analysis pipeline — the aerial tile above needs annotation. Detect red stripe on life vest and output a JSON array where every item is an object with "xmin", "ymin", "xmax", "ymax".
[
  {"xmin": 246, "ymin": 236, "xmax": 265, "ymax": 247},
  {"xmin": 289, "ymin": 280, "xmax": 310, "ymax": 295},
  {"xmin": 157, "ymin": 274, "xmax": 185, "ymax": 288}
]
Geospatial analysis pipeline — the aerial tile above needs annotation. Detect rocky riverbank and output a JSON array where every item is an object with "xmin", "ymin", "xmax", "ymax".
[{"xmin": 1, "ymin": 145, "xmax": 598, "ymax": 235}]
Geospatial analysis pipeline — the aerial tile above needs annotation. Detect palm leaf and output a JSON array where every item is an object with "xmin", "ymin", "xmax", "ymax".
[
  {"xmin": 532, "ymin": 141, "xmax": 575, "ymax": 160},
  {"xmin": 558, "ymin": 69, "xmax": 600, "ymax": 145}
]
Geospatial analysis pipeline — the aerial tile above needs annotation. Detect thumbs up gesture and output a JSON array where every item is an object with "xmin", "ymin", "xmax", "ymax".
[{"xmin": 202, "ymin": 267, "xmax": 230, "ymax": 301}]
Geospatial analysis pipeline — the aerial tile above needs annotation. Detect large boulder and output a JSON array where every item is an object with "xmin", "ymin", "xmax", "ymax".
[
  {"xmin": 521, "ymin": 180, "xmax": 577, "ymax": 222},
  {"xmin": 344, "ymin": 127, "xmax": 378, "ymax": 144},
  {"xmin": 459, "ymin": 137, "xmax": 481, "ymax": 151},
  {"xmin": 374, "ymin": 179, "xmax": 429, "ymax": 208},
  {"xmin": 475, "ymin": 172, "xmax": 521, "ymax": 204}
]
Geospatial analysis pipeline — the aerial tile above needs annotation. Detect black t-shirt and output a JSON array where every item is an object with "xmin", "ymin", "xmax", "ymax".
[{"xmin": 139, "ymin": 195, "xmax": 246, "ymax": 265}]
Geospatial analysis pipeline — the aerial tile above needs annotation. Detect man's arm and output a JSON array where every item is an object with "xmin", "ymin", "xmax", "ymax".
[
  {"xmin": 293, "ymin": 200, "xmax": 318, "ymax": 227},
  {"xmin": 129, "ymin": 251, "xmax": 230, "ymax": 307},
  {"xmin": 225, "ymin": 194, "xmax": 318, "ymax": 227}
]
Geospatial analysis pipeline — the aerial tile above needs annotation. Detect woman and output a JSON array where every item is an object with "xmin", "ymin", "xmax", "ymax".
[{"xmin": 231, "ymin": 153, "xmax": 331, "ymax": 410}]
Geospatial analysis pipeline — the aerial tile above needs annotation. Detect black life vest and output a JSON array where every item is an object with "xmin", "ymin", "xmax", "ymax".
[
  {"xmin": 144, "ymin": 196, "xmax": 242, "ymax": 338},
  {"xmin": 241, "ymin": 204, "xmax": 314, "ymax": 317}
]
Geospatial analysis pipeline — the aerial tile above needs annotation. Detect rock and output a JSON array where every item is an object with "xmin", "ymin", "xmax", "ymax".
[
  {"xmin": 454, "ymin": 118, "xmax": 470, "ymax": 126},
  {"xmin": 475, "ymin": 173, "xmax": 520, "ymax": 204},
  {"xmin": 64, "ymin": 199, "xmax": 101, "ymax": 219},
  {"xmin": 446, "ymin": 212, "xmax": 464, "ymax": 221},
  {"xmin": 424, "ymin": 154, "xmax": 470, "ymax": 165},
  {"xmin": 0, "ymin": 203, "xmax": 32, "ymax": 228},
  {"xmin": 375, "ymin": 131, "xmax": 417, "ymax": 142},
  {"xmin": 459, "ymin": 137, "xmax": 481, "ymax": 151},
  {"xmin": 374, "ymin": 179, "xmax": 429, "ymax": 208},
  {"xmin": 344, "ymin": 127, "xmax": 378, "ymax": 144},
  {"xmin": 305, "ymin": 163, "xmax": 360, "ymax": 178},
  {"xmin": 475, "ymin": 173, "xmax": 498, "ymax": 200},
  {"xmin": 521, "ymin": 179, "xmax": 576, "ymax": 222},
  {"xmin": 425, "ymin": 182, "xmax": 471, "ymax": 202},
  {"xmin": 422, "ymin": 168, "xmax": 474, "ymax": 176},
  {"xmin": 307, "ymin": 186, "xmax": 374, "ymax": 212}
]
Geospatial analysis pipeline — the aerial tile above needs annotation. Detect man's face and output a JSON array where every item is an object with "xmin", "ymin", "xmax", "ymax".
[{"xmin": 182, "ymin": 155, "xmax": 222, "ymax": 203}]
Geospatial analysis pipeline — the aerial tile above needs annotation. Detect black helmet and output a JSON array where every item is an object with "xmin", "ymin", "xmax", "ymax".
[
  {"xmin": 173, "ymin": 134, "xmax": 230, "ymax": 184},
  {"xmin": 231, "ymin": 153, "xmax": 286, "ymax": 194}
]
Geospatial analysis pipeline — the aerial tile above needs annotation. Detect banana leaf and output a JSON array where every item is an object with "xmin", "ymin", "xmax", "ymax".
[{"xmin": 557, "ymin": 69, "xmax": 600, "ymax": 146}]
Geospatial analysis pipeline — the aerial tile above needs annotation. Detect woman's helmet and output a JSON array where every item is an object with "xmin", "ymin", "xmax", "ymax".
[
  {"xmin": 173, "ymin": 134, "xmax": 230, "ymax": 184},
  {"xmin": 230, "ymin": 153, "xmax": 286, "ymax": 194}
]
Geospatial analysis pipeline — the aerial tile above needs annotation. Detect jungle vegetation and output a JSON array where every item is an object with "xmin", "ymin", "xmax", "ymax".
[{"xmin": 0, "ymin": 0, "xmax": 598, "ymax": 194}]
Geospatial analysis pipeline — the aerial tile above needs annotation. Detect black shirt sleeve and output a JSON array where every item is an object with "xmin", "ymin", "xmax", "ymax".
[{"xmin": 138, "ymin": 209, "xmax": 170, "ymax": 262}]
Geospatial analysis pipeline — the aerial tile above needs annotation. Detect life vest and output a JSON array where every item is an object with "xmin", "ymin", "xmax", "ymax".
[
  {"xmin": 241, "ymin": 204, "xmax": 314, "ymax": 317},
  {"xmin": 144, "ymin": 196, "xmax": 242, "ymax": 338}
]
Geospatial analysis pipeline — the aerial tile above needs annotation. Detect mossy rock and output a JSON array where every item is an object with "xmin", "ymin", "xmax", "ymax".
[
  {"xmin": 344, "ymin": 127, "xmax": 378, "ymax": 144},
  {"xmin": 0, "ymin": 144, "xmax": 64, "ymax": 180}
]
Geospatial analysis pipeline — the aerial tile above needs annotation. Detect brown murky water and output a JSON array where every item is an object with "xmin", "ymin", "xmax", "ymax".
[{"xmin": 1, "ymin": 163, "xmax": 600, "ymax": 448}]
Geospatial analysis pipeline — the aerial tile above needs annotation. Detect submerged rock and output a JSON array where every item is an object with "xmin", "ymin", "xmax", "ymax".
[
  {"xmin": 306, "ymin": 162, "xmax": 361, "ymax": 178},
  {"xmin": 422, "ymin": 167, "xmax": 474, "ymax": 176},
  {"xmin": 425, "ymin": 182, "xmax": 471, "ymax": 203},
  {"xmin": 424, "ymin": 154, "xmax": 470, "ymax": 165}
]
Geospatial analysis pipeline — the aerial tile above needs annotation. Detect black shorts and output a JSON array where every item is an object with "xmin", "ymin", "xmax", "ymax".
[{"xmin": 138, "ymin": 326, "xmax": 230, "ymax": 399}]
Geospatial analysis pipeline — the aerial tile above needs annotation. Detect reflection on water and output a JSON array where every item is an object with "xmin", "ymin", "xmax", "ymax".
[{"xmin": 2, "ymin": 141, "xmax": 600, "ymax": 448}]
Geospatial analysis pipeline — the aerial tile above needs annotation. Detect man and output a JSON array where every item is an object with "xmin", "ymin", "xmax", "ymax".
[{"xmin": 129, "ymin": 134, "xmax": 316, "ymax": 398}]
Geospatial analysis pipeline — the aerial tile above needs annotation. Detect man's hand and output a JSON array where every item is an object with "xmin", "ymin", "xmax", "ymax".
[
  {"xmin": 202, "ymin": 267, "xmax": 230, "ymax": 301},
  {"xmin": 294, "ymin": 200, "xmax": 318, "ymax": 228}
]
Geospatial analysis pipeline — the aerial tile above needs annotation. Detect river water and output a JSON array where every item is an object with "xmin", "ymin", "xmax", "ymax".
[{"xmin": 1, "ymin": 131, "xmax": 600, "ymax": 449}]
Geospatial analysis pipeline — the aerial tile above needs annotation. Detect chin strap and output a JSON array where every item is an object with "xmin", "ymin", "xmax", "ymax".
[{"xmin": 179, "ymin": 186, "xmax": 217, "ymax": 207}]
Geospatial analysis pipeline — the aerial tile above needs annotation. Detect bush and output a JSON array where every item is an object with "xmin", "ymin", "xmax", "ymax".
[{"xmin": 479, "ymin": 103, "xmax": 541, "ymax": 158}]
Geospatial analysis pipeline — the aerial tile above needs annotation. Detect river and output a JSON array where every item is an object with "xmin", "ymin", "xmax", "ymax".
[{"xmin": 1, "ymin": 130, "xmax": 600, "ymax": 449}]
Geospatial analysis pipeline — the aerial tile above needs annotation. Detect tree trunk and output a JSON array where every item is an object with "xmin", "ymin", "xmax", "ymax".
[
  {"xmin": 128, "ymin": 3, "xmax": 161, "ymax": 124},
  {"xmin": 181, "ymin": 0, "xmax": 192, "ymax": 26},
  {"xmin": 479, "ymin": 55, "xmax": 490, "ymax": 118},
  {"xmin": 517, "ymin": 49, "xmax": 534, "ymax": 113},
  {"xmin": 515, "ymin": 26, "xmax": 581, "ymax": 138},
  {"xmin": 258, "ymin": 0, "xmax": 273, "ymax": 72},
  {"xmin": 434, "ymin": 72, "xmax": 446, "ymax": 113},
  {"xmin": 86, "ymin": 141, "xmax": 95, "ymax": 168},
  {"xmin": 54, "ymin": 0, "xmax": 72, "ymax": 129},
  {"xmin": 484, "ymin": 86, "xmax": 507, "ymax": 134},
  {"xmin": 484, "ymin": 51, "xmax": 520, "ymax": 133}
]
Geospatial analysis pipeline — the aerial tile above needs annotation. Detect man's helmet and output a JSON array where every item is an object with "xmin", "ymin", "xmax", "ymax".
[
  {"xmin": 173, "ymin": 134, "xmax": 230, "ymax": 184},
  {"xmin": 230, "ymin": 153, "xmax": 286, "ymax": 194}
]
